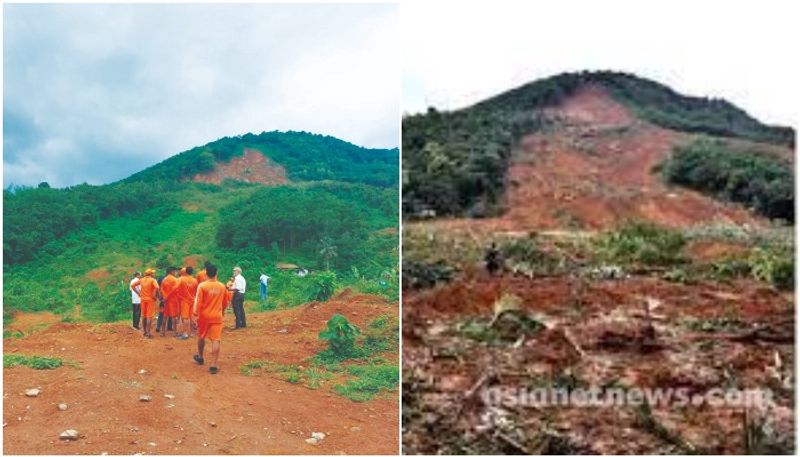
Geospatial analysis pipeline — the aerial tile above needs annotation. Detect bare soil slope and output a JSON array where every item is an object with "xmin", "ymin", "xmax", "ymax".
[
  {"xmin": 426, "ymin": 86, "xmax": 780, "ymax": 234},
  {"xmin": 192, "ymin": 148, "xmax": 289, "ymax": 185},
  {"xmin": 4, "ymin": 293, "xmax": 399, "ymax": 455}
]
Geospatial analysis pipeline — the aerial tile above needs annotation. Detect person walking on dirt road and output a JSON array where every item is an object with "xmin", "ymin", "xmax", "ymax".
[
  {"xmin": 229, "ymin": 266, "xmax": 247, "ymax": 329},
  {"xmin": 130, "ymin": 271, "xmax": 142, "ymax": 329},
  {"xmin": 192, "ymin": 263, "xmax": 230, "ymax": 374},
  {"xmin": 131, "ymin": 268, "xmax": 159, "ymax": 338}
]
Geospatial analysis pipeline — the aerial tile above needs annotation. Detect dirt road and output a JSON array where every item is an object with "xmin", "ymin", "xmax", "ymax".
[{"xmin": 4, "ymin": 293, "xmax": 399, "ymax": 455}]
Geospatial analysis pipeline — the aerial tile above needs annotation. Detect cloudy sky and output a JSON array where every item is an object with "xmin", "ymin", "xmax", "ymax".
[
  {"xmin": 4, "ymin": 3, "xmax": 399, "ymax": 187},
  {"xmin": 403, "ymin": 0, "xmax": 799, "ymax": 126}
]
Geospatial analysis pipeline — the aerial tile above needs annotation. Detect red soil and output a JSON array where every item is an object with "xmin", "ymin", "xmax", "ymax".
[
  {"xmin": 403, "ymin": 272, "xmax": 794, "ymax": 454},
  {"xmin": 4, "ymin": 292, "xmax": 399, "ymax": 455},
  {"xmin": 192, "ymin": 149, "xmax": 289, "ymax": 186}
]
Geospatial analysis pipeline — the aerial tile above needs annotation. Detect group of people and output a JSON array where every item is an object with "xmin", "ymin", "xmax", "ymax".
[{"xmin": 129, "ymin": 262, "xmax": 253, "ymax": 374}]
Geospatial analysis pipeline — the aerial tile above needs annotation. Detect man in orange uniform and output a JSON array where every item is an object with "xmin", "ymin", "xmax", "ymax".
[
  {"xmin": 160, "ymin": 267, "xmax": 180, "ymax": 337},
  {"xmin": 195, "ymin": 261, "xmax": 211, "ymax": 284},
  {"xmin": 131, "ymin": 268, "xmax": 159, "ymax": 338},
  {"xmin": 176, "ymin": 266, "xmax": 198, "ymax": 340},
  {"xmin": 192, "ymin": 263, "xmax": 230, "ymax": 374}
]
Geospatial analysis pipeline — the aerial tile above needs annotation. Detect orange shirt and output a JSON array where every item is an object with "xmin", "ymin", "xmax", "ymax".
[
  {"xmin": 134, "ymin": 276, "xmax": 159, "ymax": 302},
  {"xmin": 194, "ymin": 279, "xmax": 231, "ymax": 324},
  {"xmin": 196, "ymin": 270, "xmax": 208, "ymax": 284},
  {"xmin": 176, "ymin": 274, "xmax": 199, "ymax": 304},
  {"xmin": 160, "ymin": 274, "xmax": 179, "ymax": 304}
]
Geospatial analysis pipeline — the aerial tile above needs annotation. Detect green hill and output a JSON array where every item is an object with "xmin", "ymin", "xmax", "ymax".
[
  {"xmin": 3, "ymin": 131, "xmax": 399, "ymax": 324},
  {"xmin": 402, "ymin": 70, "xmax": 794, "ymax": 219},
  {"xmin": 123, "ymin": 130, "xmax": 398, "ymax": 187}
]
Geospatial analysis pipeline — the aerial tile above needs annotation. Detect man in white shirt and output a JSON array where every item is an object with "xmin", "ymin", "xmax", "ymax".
[
  {"xmin": 259, "ymin": 271, "xmax": 270, "ymax": 302},
  {"xmin": 229, "ymin": 266, "xmax": 247, "ymax": 329},
  {"xmin": 130, "ymin": 271, "xmax": 142, "ymax": 329}
]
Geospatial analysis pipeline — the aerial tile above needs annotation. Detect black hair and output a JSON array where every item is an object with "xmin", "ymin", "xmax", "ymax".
[
  {"xmin": 186, "ymin": 266, "xmax": 194, "ymax": 275},
  {"xmin": 204, "ymin": 261, "xmax": 212, "ymax": 269},
  {"xmin": 206, "ymin": 263, "xmax": 218, "ymax": 278},
  {"xmin": 167, "ymin": 266, "xmax": 179, "ymax": 273}
]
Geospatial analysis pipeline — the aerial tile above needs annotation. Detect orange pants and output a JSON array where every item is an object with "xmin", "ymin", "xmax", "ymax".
[
  {"xmin": 197, "ymin": 321, "xmax": 222, "ymax": 341},
  {"xmin": 180, "ymin": 300, "xmax": 192, "ymax": 319},
  {"xmin": 141, "ymin": 299, "xmax": 156, "ymax": 318},
  {"xmin": 164, "ymin": 299, "xmax": 180, "ymax": 318}
]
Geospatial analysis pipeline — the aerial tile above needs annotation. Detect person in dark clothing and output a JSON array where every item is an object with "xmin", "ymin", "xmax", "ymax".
[{"xmin": 485, "ymin": 242, "xmax": 502, "ymax": 276}]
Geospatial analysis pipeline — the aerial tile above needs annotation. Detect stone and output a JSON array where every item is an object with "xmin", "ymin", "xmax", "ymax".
[
  {"xmin": 58, "ymin": 403, "xmax": 68, "ymax": 411},
  {"xmin": 305, "ymin": 437, "xmax": 320, "ymax": 445},
  {"xmin": 25, "ymin": 388, "xmax": 40, "ymax": 397},
  {"xmin": 59, "ymin": 429, "xmax": 79, "ymax": 440},
  {"xmin": 139, "ymin": 395, "xmax": 151, "ymax": 402},
  {"xmin": 137, "ymin": 369, "xmax": 147, "ymax": 374},
  {"xmin": 311, "ymin": 432, "xmax": 326, "ymax": 441},
  {"xmin": 164, "ymin": 394, "xmax": 175, "ymax": 399}
]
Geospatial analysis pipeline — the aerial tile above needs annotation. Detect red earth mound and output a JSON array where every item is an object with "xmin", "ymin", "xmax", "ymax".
[
  {"xmin": 4, "ymin": 292, "xmax": 399, "ymax": 455},
  {"xmin": 192, "ymin": 148, "xmax": 289, "ymax": 185}
]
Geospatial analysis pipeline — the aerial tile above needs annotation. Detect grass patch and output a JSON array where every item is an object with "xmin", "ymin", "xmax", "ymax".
[
  {"xmin": 334, "ymin": 362, "xmax": 399, "ymax": 402},
  {"xmin": 4, "ymin": 353, "xmax": 64, "ymax": 369},
  {"xmin": 3, "ymin": 329, "xmax": 26, "ymax": 339}
]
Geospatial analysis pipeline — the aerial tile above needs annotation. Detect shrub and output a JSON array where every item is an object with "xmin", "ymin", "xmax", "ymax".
[
  {"xmin": 318, "ymin": 314, "xmax": 361, "ymax": 360},
  {"xmin": 594, "ymin": 221, "xmax": 686, "ymax": 266},
  {"xmin": 749, "ymin": 246, "xmax": 794, "ymax": 290},
  {"xmin": 312, "ymin": 271, "xmax": 337, "ymax": 302}
]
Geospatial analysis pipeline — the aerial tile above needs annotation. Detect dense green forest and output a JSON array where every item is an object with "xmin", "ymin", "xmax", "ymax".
[
  {"xmin": 662, "ymin": 138, "xmax": 793, "ymax": 221},
  {"xmin": 124, "ymin": 130, "xmax": 398, "ymax": 187},
  {"xmin": 402, "ymin": 71, "xmax": 795, "ymax": 219},
  {"xmin": 4, "ymin": 132, "xmax": 399, "ymax": 324}
]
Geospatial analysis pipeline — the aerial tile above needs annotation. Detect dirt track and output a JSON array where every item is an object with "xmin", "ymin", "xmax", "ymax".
[{"xmin": 4, "ymin": 293, "xmax": 399, "ymax": 455}]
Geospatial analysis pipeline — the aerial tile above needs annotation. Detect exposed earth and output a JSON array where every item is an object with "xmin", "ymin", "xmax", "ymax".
[
  {"xmin": 402, "ymin": 267, "xmax": 794, "ymax": 454},
  {"xmin": 421, "ymin": 86, "xmax": 789, "ymax": 234},
  {"xmin": 4, "ymin": 292, "xmax": 399, "ymax": 455},
  {"xmin": 192, "ymin": 148, "xmax": 289, "ymax": 185}
]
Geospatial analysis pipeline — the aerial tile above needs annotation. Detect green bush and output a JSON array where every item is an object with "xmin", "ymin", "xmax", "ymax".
[
  {"xmin": 594, "ymin": 221, "xmax": 686, "ymax": 266},
  {"xmin": 312, "ymin": 271, "xmax": 337, "ymax": 302},
  {"xmin": 749, "ymin": 246, "xmax": 794, "ymax": 290},
  {"xmin": 318, "ymin": 314, "xmax": 361, "ymax": 360}
]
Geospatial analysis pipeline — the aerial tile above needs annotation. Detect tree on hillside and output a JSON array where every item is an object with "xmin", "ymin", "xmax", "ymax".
[{"xmin": 319, "ymin": 237, "xmax": 338, "ymax": 271}]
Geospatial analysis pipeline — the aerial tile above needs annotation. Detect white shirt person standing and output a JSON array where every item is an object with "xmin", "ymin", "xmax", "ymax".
[
  {"xmin": 229, "ymin": 266, "xmax": 247, "ymax": 329},
  {"xmin": 258, "ymin": 272, "xmax": 270, "ymax": 301},
  {"xmin": 130, "ymin": 271, "xmax": 142, "ymax": 329}
]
